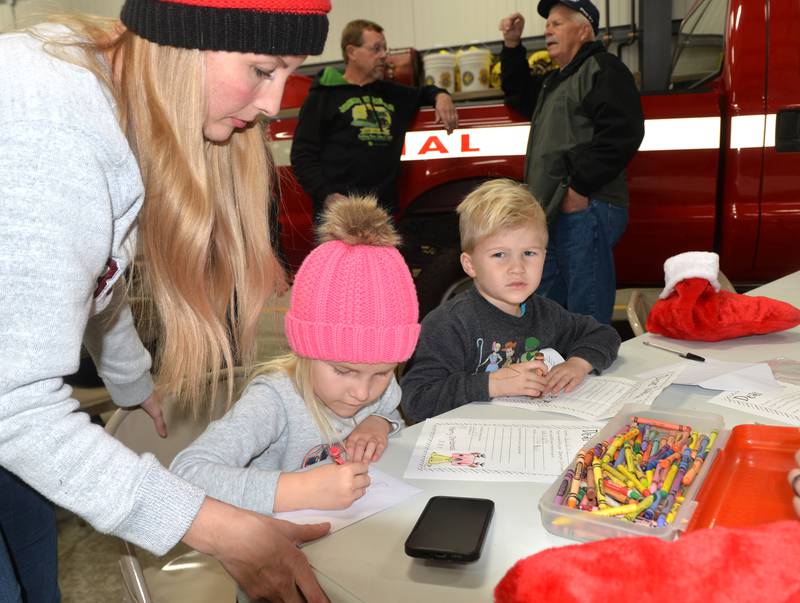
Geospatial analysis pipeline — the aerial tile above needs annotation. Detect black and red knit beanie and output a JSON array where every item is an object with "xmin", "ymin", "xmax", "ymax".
[{"xmin": 120, "ymin": 0, "xmax": 330, "ymax": 56}]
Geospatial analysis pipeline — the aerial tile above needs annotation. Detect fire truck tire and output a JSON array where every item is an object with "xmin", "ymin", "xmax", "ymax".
[{"xmin": 414, "ymin": 246, "xmax": 467, "ymax": 319}]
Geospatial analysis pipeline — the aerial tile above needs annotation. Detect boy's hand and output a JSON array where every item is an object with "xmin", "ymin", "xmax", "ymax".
[
  {"xmin": 344, "ymin": 416, "xmax": 391, "ymax": 463},
  {"xmin": 543, "ymin": 357, "xmax": 592, "ymax": 395},
  {"xmin": 305, "ymin": 462, "xmax": 371, "ymax": 510},
  {"xmin": 488, "ymin": 359, "xmax": 549, "ymax": 398}
]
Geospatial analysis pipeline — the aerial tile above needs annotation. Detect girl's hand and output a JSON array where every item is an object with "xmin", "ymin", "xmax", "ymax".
[
  {"xmin": 345, "ymin": 416, "xmax": 391, "ymax": 462},
  {"xmin": 543, "ymin": 357, "xmax": 593, "ymax": 395},
  {"xmin": 140, "ymin": 393, "xmax": 167, "ymax": 438},
  {"xmin": 305, "ymin": 462, "xmax": 371, "ymax": 510}
]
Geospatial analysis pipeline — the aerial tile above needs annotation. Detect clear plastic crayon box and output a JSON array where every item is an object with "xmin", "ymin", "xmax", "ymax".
[{"xmin": 539, "ymin": 404, "xmax": 726, "ymax": 543}]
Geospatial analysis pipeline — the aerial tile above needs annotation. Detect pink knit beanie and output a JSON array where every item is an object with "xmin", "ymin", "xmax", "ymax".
[{"xmin": 285, "ymin": 196, "xmax": 420, "ymax": 363}]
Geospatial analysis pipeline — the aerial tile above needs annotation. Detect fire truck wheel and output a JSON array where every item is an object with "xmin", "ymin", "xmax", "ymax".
[{"xmin": 414, "ymin": 247, "xmax": 469, "ymax": 319}]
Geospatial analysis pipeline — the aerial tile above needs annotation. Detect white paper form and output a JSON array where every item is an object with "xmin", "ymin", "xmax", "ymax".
[
  {"xmin": 638, "ymin": 358, "xmax": 784, "ymax": 393},
  {"xmin": 403, "ymin": 418, "xmax": 602, "ymax": 482},
  {"xmin": 274, "ymin": 468, "xmax": 421, "ymax": 533},
  {"xmin": 490, "ymin": 372, "xmax": 677, "ymax": 420},
  {"xmin": 707, "ymin": 384, "xmax": 800, "ymax": 424}
]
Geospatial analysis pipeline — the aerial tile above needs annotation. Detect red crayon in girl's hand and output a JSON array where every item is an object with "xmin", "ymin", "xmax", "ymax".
[{"xmin": 329, "ymin": 444, "xmax": 348, "ymax": 465}]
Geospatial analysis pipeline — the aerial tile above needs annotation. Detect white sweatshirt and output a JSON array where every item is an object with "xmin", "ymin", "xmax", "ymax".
[{"xmin": 0, "ymin": 26, "xmax": 204, "ymax": 555}]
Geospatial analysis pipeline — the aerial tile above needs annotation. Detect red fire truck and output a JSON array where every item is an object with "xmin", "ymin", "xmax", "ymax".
[{"xmin": 270, "ymin": 0, "xmax": 800, "ymax": 315}]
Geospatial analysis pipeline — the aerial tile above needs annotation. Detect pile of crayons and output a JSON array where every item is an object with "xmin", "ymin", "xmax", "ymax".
[{"xmin": 553, "ymin": 415, "xmax": 719, "ymax": 527}]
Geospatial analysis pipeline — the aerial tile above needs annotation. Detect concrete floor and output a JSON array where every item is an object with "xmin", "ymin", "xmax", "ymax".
[{"xmin": 56, "ymin": 287, "xmax": 658, "ymax": 602}]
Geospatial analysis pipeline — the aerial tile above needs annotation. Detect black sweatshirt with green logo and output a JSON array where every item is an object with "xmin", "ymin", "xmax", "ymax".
[{"xmin": 291, "ymin": 67, "xmax": 446, "ymax": 218}]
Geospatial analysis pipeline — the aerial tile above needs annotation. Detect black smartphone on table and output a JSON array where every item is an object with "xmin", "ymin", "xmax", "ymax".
[{"xmin": 404, "ymin": 496, "xmax": 494, "ymax": 562}]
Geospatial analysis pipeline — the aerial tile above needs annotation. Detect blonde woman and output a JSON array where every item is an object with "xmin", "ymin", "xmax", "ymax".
[{"xmin": 0, "ymin": 1, "xmax": 331, "ymax": 602}]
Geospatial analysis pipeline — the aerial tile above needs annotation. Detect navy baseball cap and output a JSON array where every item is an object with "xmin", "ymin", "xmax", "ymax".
[{"xmin": 537, "ymin": 0, "xmax": 600, "ymax": 34}]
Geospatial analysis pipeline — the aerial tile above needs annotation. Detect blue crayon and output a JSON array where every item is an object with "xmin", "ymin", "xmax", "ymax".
[
  {"xmin": 642, "ymin": 491, "xmax": 663, "ymax": 521},
  {"xmin": 613, "ymin": 448, "xmax": 627, "ymax": 468},
  {"xmin": 696, "ymin": 435, "xmax": 710, "ymax": 458}
]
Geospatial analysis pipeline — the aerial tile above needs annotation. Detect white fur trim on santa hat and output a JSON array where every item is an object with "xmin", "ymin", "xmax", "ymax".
[{"xmin": 659, "ymin": 251, "xmax": 721, "ymax": 299}]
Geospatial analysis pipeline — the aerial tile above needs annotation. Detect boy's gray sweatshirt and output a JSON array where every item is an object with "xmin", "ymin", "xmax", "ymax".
[
  {"xmin": 401, "ymin": 287, "xmax": 621, "ymax": 422},
  {"xmin": 170, "ymin": 371, "xmax": 404, "ymax": 515},
  {"xmin": 0, "ymin": 28, "xmax": 204, "ymax": 554}
]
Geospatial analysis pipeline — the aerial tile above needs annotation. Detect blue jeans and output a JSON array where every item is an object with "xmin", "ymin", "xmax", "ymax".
[
  {"xmin": 538, "ymin": 200, "xmax": 628, "ymax": 324},
  {"xmin": 0, "ymin": 467, "xmax": 60, "ymax": 603}
]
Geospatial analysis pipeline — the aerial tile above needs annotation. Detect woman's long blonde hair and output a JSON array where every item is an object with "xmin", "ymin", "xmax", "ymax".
[{"xmin": 38, "ymin": 16, "xmax": 286, "ymax": 414}]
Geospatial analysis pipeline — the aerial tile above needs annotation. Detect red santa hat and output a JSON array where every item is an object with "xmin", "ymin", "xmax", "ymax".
[
  {"xmin": 495, "ymin": 520, "xmax": 800, "ymax": 603},
  {"xmin": 645, "ymin": 252, "xmax": 800, "ymax": 341}
]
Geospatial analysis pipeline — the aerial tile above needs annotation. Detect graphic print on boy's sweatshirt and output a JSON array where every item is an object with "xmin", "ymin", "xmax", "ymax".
[
  {"xmin": 339, "ymin": 95, "xmax": 394, "ymax": 145},
  {"xmin": 474, "ymin": 336, "xmax": 542, "ymax": 373}
]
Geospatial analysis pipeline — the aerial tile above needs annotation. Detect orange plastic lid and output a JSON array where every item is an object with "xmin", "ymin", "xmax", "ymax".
[{"xmin": 686, "ymin": 424, "xmax": 800, "ymax": 532}]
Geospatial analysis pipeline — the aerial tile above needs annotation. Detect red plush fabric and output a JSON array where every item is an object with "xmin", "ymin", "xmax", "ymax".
[
  {"xmin": 495, "ymin": 521, "xmax": 800, "ymax": 603},
  {"xmin": 646, "ymin": 278, "xmax": 800, "ymax": 341}
]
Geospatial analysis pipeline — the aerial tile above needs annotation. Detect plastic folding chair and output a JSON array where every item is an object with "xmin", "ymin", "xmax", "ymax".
[{"xmin": 106, "ymin": 374, "xmax": 241, "ymax": 603}]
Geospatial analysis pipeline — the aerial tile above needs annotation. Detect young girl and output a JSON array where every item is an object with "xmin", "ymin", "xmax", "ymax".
[{"xmin": 171, "ymin": 195, "xmax": 420, "ymax": 516}]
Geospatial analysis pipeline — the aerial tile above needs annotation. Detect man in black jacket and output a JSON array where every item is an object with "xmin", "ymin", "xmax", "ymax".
[
  {"xmin": 500, "ymin": 0, "xmax": 644, "ymax": 324},
  {"xmin": 291, "ymin": 19, "xmax": 458, "ymax": 222}
]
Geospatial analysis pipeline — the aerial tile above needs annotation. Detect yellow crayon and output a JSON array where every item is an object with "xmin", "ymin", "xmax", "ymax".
[
  {"xmin": 617, "ymin": 465, "xmax": 648, "ymax": 493},
  {"xmin": 624, "ymin": 444, "xmax": 636, "ymax": 474},
  {"xmin": 603, "ymin": 436, "xmax": 624, "ymax": 463},
  {"xmin": 631, "ymin": 456, "xmax": 648, "ymax": 482},
  {"xmin": 660, "ymin": 462, "xmax": 680, "ymax": 494},
  {"xmin": 705, "ymin": 430, "xmax": 719, "ymax": 452},
  {"xmin": 602, "ymin": 463, "xmax": 633, "ymax": 489},
  {"xmin": 622, "ymin": 428, "xmax": 640, "ymax": 442},
  {"xmin": 666, "ymin": 495, "xmax": 685, "ymax": 523},
  {"xmin": 635, "ymin": 494, "xmax": 655, "ymax": 513},
  {"xmin": 625, "ymin": 494, "xmax": 655, "ymax": 521},
  {"xmin": 592, "ymin": 459, "xmax": 608, "ymax": 509},
  {"xmin": 689, "ymin": 431, "xmax": 699, "ymax": 450},
  {"xmin": 592, "ymin": 502, "xmax": 640, "ymax": 516}
]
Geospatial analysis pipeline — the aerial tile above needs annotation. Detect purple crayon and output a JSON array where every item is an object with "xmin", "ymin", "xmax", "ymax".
[
  {"xmin": 554, "ymin": 469, "xmax": 574, "ymax": 505},
  {"xmin": 670, "ymin": 448, "xmax": 694, "ymax": 496}
]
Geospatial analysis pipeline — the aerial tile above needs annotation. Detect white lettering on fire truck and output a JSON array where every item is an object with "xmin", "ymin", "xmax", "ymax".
[{"xmin": 270, "ymin": 115, "xmax": 777, "ymax": 167}]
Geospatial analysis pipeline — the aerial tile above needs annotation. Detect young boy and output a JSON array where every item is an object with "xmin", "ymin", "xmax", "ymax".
[{"xmin": 400, "ymin": 179, "xmax": 621, "ymax": 422}]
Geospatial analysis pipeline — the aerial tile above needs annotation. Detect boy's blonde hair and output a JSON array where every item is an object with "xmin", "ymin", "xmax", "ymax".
[{"xmin": 457, "ymin": 179, "xmax": 548, "ymax": 252}]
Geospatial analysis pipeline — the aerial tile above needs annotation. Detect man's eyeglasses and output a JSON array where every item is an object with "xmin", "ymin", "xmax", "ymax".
[{"xmin": 358, "ymin": 43, "xmax": 388, "ymax": 55}]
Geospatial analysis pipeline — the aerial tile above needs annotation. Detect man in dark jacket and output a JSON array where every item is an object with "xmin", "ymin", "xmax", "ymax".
[
  {"xmin": 500, "ymin": 0, "xmax": 644, "ymax": 324},
  {"xmin": 291, "ymin": 19, "xmax": 458, "ymax": 222}
]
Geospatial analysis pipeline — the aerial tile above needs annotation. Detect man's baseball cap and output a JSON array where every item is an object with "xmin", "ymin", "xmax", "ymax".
[{"xmin": 537, "ymin": 0, "xmax": 600, "ymax": 34}]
